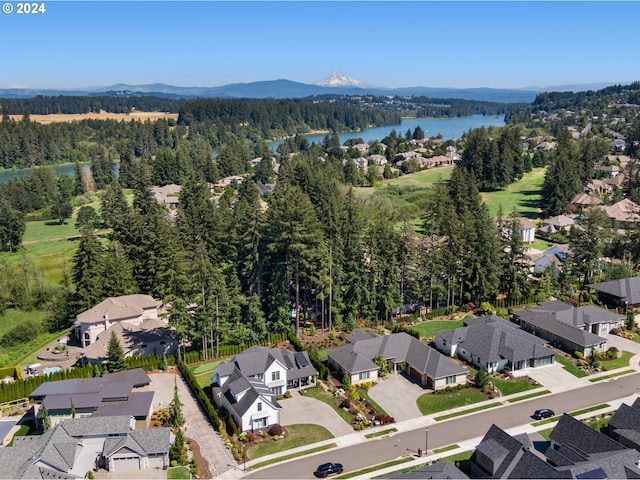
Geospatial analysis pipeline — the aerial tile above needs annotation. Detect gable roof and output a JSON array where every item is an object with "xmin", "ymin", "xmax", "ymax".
[
  {"xmin": 214, "ymin": 364, "xmax": 281, "ymax": 419},
  {"xmin": 76, "ymin": 294, "xmax": 160, "ymax": 324},
  {"xmin": 472, "ymin": 424, "xmax": 531, "ymax": 478},
  {"xmin": 0, "ymin": 416, "xmax": 170, "ymax": 480},
  {"xmin": 233, "ymin": 346, "xmax": 317, "ymax": 382},
  {"xmin": 551, "ymin": 414, "xmax": 627, "ymax": 456}
]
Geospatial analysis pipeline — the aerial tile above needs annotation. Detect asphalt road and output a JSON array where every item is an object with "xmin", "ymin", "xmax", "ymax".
[{"xmin": 245, "ymin": 372, "xmax": 640, "ymax": 479}]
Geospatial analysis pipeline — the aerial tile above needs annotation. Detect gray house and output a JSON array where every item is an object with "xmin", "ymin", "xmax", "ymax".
[
  {"xmin": 326, "ymin": 332, "xmax": 467, "ymax": 389},
  {"xmin": 515, "ymin": 301, "xmax": 621, "ymax": 355},
  {"xmin": 608, "ymin": 397, "xmax": 640, "ymax": 451},
  {"xmin": 435, "ymin": 316, "xmax": 555, "ymax": 373},
  {"xmin": 0, "ymin": 416, "xmax": 172, "ymax": 478},
  {"xmin": 29, "ymin": 369, "xmax": 153, "ymax": 429},
  {"xmin": 469, "ymin": 416, "xmax": 640, "ymax": 479},
  {"xmin": 588, "ymin": 276, "xmax": 640, "ymax": 310}
]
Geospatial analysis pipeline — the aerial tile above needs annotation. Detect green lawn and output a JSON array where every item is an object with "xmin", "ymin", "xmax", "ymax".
[
  {"xmin": 417, "ymin": 388, "xmax": 487, "ymax": 415},
  {"xmin": 600, "ymin": 351, "xmax": 634, "ymax": 371},
  {"xmin": 589, "ymin": 370, "xmax": 635, "ymax": 382},
  {"xmin": 167, "ymin": 466, "xmax": 190, "ymax": 479},
  {"xmin": 246, "ymin": 424, "xmax": 332, "ymax": 460},
  {"xmin": 554, "ymin": 354, "xmax": 588, "ymax": 378},
  {"xmin": 435, "ymin": 402, "xmax": 501, "ymax": 420},
  {"xmin": 480, "ymin": 167, "xmax": 546, "ymax": 218},
  {"xmin": 190, "ymin": 360, "xmax": 225, "ymax": 388},
  {"xmin": 248, "ymin": 444, "xmax": 335, "ymax": 471},
  {"xmin": 509, "ymin": 390, "xmax": 551, "ymax": 402},
  {"xmin": 410, "ymin": 320, "xmax": 464, "ymax": 339},
  {"xmin": 490, "ymin": 376, "xmax": 538, "ymax": 396}
]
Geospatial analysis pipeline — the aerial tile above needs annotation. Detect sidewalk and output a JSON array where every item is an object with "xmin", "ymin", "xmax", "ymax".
[{"xmin": 220, "ymin": 359, "xmax": 640, "ymax": 479}]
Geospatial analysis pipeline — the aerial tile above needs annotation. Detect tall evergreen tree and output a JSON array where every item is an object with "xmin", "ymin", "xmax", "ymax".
[
  {"xmin": 0, "ymin": 196, "xmax": 25, "ymax": 252},
  {"xmin": 541, "ymin": 128, "xmax": 582, "ymax": 217},
  {"xmin": 106, "ymin": 331, "xmax": 126, "ymax": 373},
  {"xmin": 71, "ymin": 226, "xmax": 105, "ymax": 314}
]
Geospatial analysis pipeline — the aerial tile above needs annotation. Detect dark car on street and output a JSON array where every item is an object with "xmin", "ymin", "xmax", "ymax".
[
  {"xmin": 315, "ymin": 462, "xmax": 344, "ymax": 478},
  {"xmin": 533, "ymin": 408, "xmax": 555, "ymax": 419}
]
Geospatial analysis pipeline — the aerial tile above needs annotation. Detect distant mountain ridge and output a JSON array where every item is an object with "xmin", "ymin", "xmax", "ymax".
[{"xmin": 0, "ymin": 79, "xmax": 629, "ymax": 104}]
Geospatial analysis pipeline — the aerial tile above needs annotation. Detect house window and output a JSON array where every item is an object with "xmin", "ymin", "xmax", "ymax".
[
  {"xmin": 445, "ymin": 375, "xmax": 457, "ymax": 385},
  {"xmin": 257, "ymin": 402, "xmax": 262, "ymax": 412},
  {"xmin": 272, "ymin": 371, "xmax": 280, "ymax": 381},
  {"xmin": 358, "ymin": 371, "xmax": 370, "ymax": 381}
]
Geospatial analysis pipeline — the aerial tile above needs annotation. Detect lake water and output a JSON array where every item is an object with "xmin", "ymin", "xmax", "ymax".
[
  {"xmin": 0, "ymin": 114, "xmax": 505, "ymax": 183},
  {"xmin": 0, "ymin": 163, "xmax": 91, "ymax": 184},
  {"xmin": 268, "ymin": 114, "xmax": 505, "ymax": 151}
]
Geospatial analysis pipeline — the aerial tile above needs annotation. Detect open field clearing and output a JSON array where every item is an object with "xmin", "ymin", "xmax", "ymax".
[
  {"xmin": 9, "ymin": 111, "xmax": 178, "ymax": 124},
  {"xmin": 481, "ymin": 167, "xmax": 546, "ymax": 218}
]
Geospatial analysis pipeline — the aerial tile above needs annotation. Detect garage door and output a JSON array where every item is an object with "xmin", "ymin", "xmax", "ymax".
[
  {"xmin": 148, "ymin": 454, "xmax": 166, "ymax": 469},
  {"xmin": 112, "ymin": 456, "xmax": 140, "ymax": 471}
]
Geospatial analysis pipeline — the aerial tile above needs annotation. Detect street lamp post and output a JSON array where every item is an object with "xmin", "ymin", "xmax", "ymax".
[{"xmin": 425, "ymin": 427, "xmax": 429, "ymax": 457}]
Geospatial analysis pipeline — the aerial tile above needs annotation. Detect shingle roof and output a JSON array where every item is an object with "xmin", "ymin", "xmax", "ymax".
[
  {"xmin": 439, "ymin": 316, "xmax": 554, "ymax": 364},
  {"xmin": 327, "ymin": 344, "xmax": 378, "ymax": 374},
  {"xmin": 76, "ymin": 294, "xmax": 159, "ymax": 324},
  {"xmin": 588, "ymin": 276, "xmax": 640, "ymax": 305},
  {"xmin": 233, "ymin": 346, "xmax": 317, "ymax": 382},
  {"xmin": 472, "ymin": 424, "xmax": 531, "ymax": 478},
  {"xmin": 217, "ymin": 365, "xmax": 281, "ymax": 418},
  {"xmin": 515, "ymin": 309, "xmax": 607, "ymax": 348},
  {"xmin": 382, "ymin": 461, "xmax": 468, "ymax": 479},
  {"xmin": 550, "ymin": 414, "xmax": 626, "ymax": 455},
  {"xmin": 328, "ymin": 332, "xmax": 466, "ymax": 379}
]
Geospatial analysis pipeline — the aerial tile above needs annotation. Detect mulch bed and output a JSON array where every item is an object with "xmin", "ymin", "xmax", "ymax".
[{"xmin": 187, "ymin": 436, "xmax": 213, "ymax": 479}]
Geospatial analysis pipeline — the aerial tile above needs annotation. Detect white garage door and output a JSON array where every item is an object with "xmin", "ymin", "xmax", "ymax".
[
  {"xmin": 113, "ymin": 456, "xmax": 140, "ymax": 471},
  {"xmin": 148, "ymin": 454, "xmax": 166, "ymax": 469}
]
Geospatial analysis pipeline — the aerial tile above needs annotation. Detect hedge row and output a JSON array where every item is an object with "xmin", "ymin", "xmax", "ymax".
[
  {"xmin": 390, "ymin": 324, "xmax": 420, "ymax": 339},
  {"xmin": 126, "ymin": 353, "xmax": 176, "ymax": 371},
  {"xmin": 178, "ymin": 360, "xmax": 226, "ymax": 439},
  {"xmin": 0, "ymin": 364, "xmax": 97, "ymax": 404},
  {"xmin": 0, "ymin": 354, "xmax": 177, "ymax": 404},
  {"xmin": 287, "ymin": 332, "xmax": 329, "ymax": 380},
  {"xmin": 0, "ymin": 365, "xmax": 23, "ymax": 382}
]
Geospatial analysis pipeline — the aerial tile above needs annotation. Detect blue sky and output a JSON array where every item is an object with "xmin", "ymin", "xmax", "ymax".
[{"xmin": 1, "ymin": 1, "xmax": 639, "ymax": 90}]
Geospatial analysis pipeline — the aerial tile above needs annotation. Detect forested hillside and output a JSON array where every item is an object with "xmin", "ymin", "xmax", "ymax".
[{"xmin": 2, "ymin": 84, "xmax": 640, "ymax": 369}]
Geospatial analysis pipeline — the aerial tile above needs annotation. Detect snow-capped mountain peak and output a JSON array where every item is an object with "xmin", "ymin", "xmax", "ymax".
[{"xmin": 314, "ymin": 71, "xmax": 363, "ymax": 87}]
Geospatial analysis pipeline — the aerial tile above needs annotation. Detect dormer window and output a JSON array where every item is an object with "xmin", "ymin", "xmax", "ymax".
[{"xmin": 272, "ymin": 371, "xmax": 280, "ymax": 381}]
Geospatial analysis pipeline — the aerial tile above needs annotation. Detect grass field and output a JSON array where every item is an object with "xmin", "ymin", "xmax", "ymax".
[
  {"xmin": 409, "ymin": 320, "xmax": 464, "ymax": 339},
  {"xmin": 9, "ymin": 111, "xmax": 179, "ymax": 125},
  {"xmin": 481, "ymin": 167, "xmax": 546, "ymax": 218},
  {"xmin": 489, "ymin": 376, "xmax": 539, "ymax": 396},
  {"xmin": 417, "ymin": 388, "xmax": 487, "ymax": 415},
  {"xmin": 246, "ymin": 424, "xmax": 333, "ymax": 460},
  {"xmin": 353, "ymin": 165, "xmax": 545, "ymax": 235}
]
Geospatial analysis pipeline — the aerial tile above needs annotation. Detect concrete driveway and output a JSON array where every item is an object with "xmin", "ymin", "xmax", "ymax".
[
  {"xmin": 279, "ymin": 391, "xmax": 354, "ymax": 437},
  {"xmin": 368, "ymin": 374, "xmax": 424, "ymax": 422}
]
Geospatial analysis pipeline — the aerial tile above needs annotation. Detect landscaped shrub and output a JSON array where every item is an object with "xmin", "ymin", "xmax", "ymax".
[
  {"xmin": 573, "ymin": 351, "xmax": 584, "ymax": 359},
  {"xmin": 340, "ymin": 398, "xmax": 352, "ymax": 410},
  {"xmin": 268, "ymin": 423, "xmax": 284, "ymax": 437}
]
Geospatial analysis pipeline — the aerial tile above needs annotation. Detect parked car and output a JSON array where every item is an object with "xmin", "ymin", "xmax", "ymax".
[
  {"xmin": 533, "ymin": 408, "xmax": 555, "ymax": 419},
  {"xmin": 315, "ymin": 462, "xmax": 344, "ymax": 478}
]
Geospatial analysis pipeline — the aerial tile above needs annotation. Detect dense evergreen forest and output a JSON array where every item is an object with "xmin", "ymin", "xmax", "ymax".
[
  {"xmin": 0, "ymin": 95, "xmax": 183, "ymax": 115},
  {"xmin": 505, "ymin": 81, "xmax": 640, "ymax": 126},
  {"xmin": 2, "ymin": 86, "xmax": 640, "ymax": 362}
]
